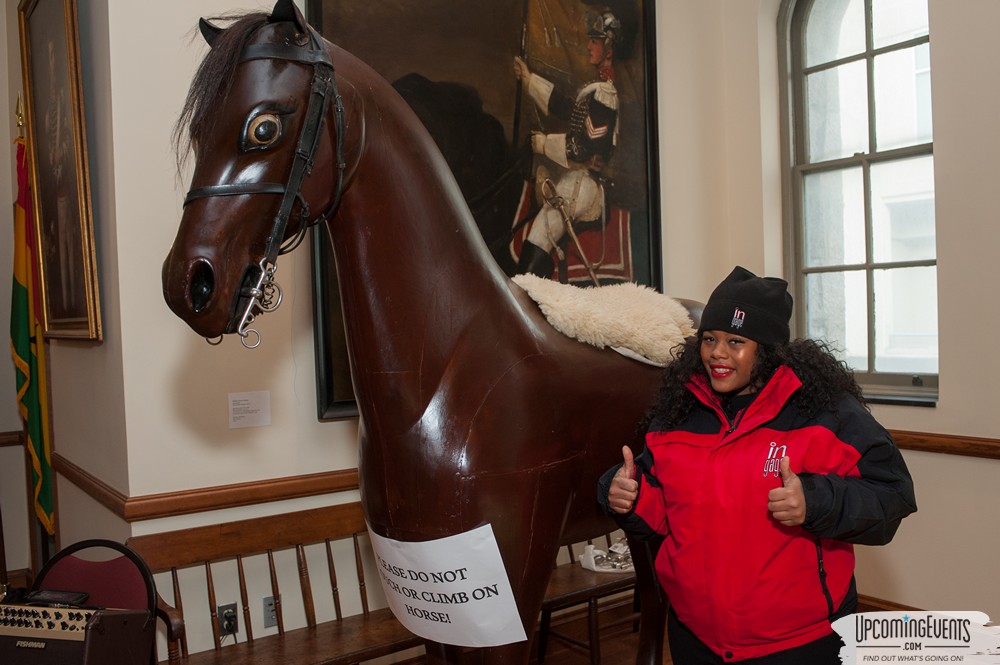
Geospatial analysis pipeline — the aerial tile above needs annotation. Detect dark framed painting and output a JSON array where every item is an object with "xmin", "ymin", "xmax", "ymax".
[
  {"xmin": 309, "ymin": 0, "xmax": 660, "ymax": 420},
  {"xmin": 18, "ymin": 0, "xmax": 101, "ymax": 341}
]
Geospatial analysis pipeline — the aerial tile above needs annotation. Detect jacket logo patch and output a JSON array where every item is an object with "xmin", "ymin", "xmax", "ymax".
[{"xmin": 763, "ymin": 441, "xmax": 787, "ymax": 477}]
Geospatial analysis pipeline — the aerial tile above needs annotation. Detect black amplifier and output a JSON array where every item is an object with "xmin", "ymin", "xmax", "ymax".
[{"xmin": 0, "ymin": 603, "xmax": 154, "ymax": 665}]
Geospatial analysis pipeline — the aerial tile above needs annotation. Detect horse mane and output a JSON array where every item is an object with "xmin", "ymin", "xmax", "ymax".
[{"xmin": 173, "ymin": 12, "xmax": 271, "ymax": 164}]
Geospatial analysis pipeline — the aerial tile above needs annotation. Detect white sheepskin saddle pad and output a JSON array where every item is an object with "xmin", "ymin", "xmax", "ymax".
[{"xmin": 513, "ymin": 274, "xmax": 695, "ymax": 367}]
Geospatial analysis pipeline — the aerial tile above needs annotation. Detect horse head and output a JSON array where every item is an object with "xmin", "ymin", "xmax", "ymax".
[{"xmin": 162, "ymin": 0, "xmax": 348, "ymax": 346}]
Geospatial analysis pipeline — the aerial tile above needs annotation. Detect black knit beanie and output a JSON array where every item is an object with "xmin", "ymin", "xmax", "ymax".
[{"xmin": 698, "ymin": 266, "xmax": 793, "ymax": 345}]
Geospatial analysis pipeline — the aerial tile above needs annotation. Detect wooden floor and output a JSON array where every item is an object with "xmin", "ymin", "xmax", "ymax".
[
  {"xmin": 526, "ymin": 602, "xmax": 672, "ymax": 665},
  {"xmin": 411, "ymin": 600, "xmax": 671, "ymax": 665},
  {"xmin": 529, "ymin": 596, "xmax": 886, "ymax": 665}
]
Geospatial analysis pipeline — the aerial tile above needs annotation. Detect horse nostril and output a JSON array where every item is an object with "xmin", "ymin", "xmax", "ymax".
[{"xmin": 190, "ymin": 260, "xmax": 215, "ymax": 314}]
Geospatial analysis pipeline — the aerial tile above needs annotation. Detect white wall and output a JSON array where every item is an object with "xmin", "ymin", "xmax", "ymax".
[
  {"xmin": 657, "ymin": 0, "xmax": 728, "ymax": 300},
  {"xmin": 2, "ymin": 0, "xmax": 999, "ymax": 644}
]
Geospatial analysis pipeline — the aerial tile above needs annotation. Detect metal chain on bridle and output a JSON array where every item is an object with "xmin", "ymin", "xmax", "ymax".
[{"xmin": 183, "ymin": 25, "xmax": 346, "ymax": 348}]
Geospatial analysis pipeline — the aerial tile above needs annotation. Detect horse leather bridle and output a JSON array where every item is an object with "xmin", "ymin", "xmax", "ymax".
[{"xmin": 183, "ymin": 23, "xmax": 346, "ymax": 348}]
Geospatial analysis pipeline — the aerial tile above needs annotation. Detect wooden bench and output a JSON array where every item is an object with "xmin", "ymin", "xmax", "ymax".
[{"xmin": 125, "ymin": 502, "xmax": 423, "ymax": 664}]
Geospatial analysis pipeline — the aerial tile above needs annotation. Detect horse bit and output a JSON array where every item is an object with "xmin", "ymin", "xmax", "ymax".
[{"xmin": 183, "ymin": 24, "xmax": 346, "ymax": 348}]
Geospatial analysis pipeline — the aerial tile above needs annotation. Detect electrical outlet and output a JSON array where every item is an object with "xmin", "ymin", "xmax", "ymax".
[
  {"xmin": 218, "ymin": 602, "xmax": 238, "ymax": 637},
  {"xmin": 263, "ymin": 596, "xmax": 277, "ymax": 628}
]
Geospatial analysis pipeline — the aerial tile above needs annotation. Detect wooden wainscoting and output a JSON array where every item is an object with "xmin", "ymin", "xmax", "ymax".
[
  {"xmin": 890, "ymin": 430, "xmax": 1000, "ymax": 460},
  {"xmin": 52, "ymin": 452, "xmax": 359, "ymax": 522},
  {"xmin": 0, "ymin": 431, "xmax": 22, "ymax": 448},
  {"xmin": 857, "ymin": 594, "xmax": 921, "ymax": 613}
]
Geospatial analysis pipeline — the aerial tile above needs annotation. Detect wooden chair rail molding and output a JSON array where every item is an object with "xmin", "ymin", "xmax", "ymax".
[
  {"xmin": 20, "ymin": 430, "xmax": 993, "ymax": 524},
  {"xmin": 889, "ymin": 430, "xmax": 1000, "ymax": 460},
  {"xmin": 52, "ymin": 452, "xmax": 359, "ymax": 522},
  {"xmin": 0, "ymin": 430, "xmax": 23, "ymax": 447},
  {"xmin": 857, "ymin": 594, "xmax": 920, "ymax": 613}
]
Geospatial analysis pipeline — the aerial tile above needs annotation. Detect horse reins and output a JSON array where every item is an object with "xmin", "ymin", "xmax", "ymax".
[{"xmin": 182, "ymin": 23, "xmax": 346, "ymax": 348}]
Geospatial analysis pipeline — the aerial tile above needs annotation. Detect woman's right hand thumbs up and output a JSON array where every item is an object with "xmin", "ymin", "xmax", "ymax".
[{"xmin": 608, "ymin": 446, "xmax": 638, "ymax": 514}]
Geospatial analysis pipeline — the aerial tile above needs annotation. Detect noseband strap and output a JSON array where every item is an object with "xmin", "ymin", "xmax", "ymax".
[{"xmin": 184, "ymin": 182, "xmax": 286, "ymax": 205}]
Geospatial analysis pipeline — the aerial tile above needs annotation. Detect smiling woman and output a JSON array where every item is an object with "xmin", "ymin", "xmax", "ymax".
[
  {"xmin": 599, "ymin": 265, "xmax": 917, "ymax": 665},
  {"xmin": 699, "ymin": 330, "xmax": 759, "ymax": 395}
]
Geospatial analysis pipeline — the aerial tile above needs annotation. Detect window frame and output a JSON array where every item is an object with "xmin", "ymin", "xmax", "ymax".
[{"xmin": 778, "ymin": 0, "xmax": 938, "ymax": 404}]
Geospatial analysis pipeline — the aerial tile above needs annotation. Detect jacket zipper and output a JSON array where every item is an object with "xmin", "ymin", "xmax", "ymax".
[
  {"xmin": 815, "ymin": 539, "xmax": 835, "ymax": 616},
  {"xmin": 726, "ymin": 408, "xmax": 746, "ymax": 435}
]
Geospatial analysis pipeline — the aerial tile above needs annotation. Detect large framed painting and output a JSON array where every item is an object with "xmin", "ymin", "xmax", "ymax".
[
  {"xmin": 308, "ymin": 0, "xmax": 660, "ymax": 419},
  {"xmin": 18, "ymin": 0, "xmax": 102, "ymax": 340}
]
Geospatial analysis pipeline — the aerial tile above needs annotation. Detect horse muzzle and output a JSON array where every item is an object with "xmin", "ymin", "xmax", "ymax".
[{"xmin": 162, "ymin": 253, "xmax": 237, "ymax": 338}]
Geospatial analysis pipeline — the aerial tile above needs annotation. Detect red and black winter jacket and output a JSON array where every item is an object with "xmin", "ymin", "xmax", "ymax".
[{"xmin": 598, "ymin": 366, "xmax": 916, "ymax": 662}]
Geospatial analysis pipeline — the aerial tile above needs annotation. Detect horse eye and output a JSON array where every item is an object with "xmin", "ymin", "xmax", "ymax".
[{"xmin": 247, "ymin": 114, "xmax": 281, "ymax": 147}]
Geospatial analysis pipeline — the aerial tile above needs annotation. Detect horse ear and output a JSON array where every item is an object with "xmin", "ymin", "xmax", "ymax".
[
  {"xmin": 269, "ymin": 0, "xmax": 308, "ymax": 33},
  {"xmin": 199, "ymin": 18, "xmax": 223, "ymax": 47}
]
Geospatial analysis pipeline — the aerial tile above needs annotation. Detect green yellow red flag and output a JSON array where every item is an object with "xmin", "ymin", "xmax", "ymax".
[{"xmin": 10, "ymin": 136, "xmax": 55, "ymax": 535}]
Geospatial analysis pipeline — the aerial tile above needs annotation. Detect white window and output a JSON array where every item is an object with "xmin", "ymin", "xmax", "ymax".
[{"xmin": 780, "ymin": 0, "xmax": 937, "ymax": 402}]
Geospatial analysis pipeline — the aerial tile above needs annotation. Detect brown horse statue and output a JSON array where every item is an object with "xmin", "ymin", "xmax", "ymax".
[{"xmin": 162, "ymin": 1, "xmax": 695, "ymax": 662}]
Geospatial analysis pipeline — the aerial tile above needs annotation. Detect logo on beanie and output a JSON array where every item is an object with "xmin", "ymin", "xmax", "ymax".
[{"xmin": 731, "ymin": 307, "xmax": 746, "ymax": 330}]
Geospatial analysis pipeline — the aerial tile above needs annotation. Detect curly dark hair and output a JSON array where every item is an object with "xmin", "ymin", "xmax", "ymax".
[{"xmin": 643, "ymin": 336, "xmax": 866, "ymax": 432}]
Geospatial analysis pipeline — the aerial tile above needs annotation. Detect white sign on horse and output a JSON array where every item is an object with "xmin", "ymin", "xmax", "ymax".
[{"xmin": 367, "ymin": 523, "xmax": 527, "ymax": 647}]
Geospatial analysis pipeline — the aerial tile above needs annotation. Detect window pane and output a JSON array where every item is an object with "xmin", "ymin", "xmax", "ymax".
[
  {"xmin": 805, "ymin": 0, "xmax": 865, "ymax": 66},
  {"xmin": 872, "ymin": 0, "xmax": 929, "ymax": 49},
  {"xmin": 803, "ymin": 167, "xmax": 866, "ymax": 267},
  {"xmin": 874, "ymin": 266, "xmax": 938, "ymax": 373},
  {"xmin": 805, "ymin": 270, "xmax": 868, "ymax": 370},
  {"xmin": 874, "ymin": 44, "xmax": 933, "ymax": 150},
  {"xmin": 806, "ymin": 61, "xmax": 868, "ymax": 162},
  {"xmin": 870, "ymin": 155, "xmax": 935, "ymax": 262}
]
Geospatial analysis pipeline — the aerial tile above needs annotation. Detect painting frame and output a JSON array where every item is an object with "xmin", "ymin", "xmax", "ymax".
[
  {"xmin": 18, "ymin": 0, "xmax": 102, "ymax": 341},
  {"xmin": 311, "ymin": 227, "xmax": 358, "ymax": 420},
  {"xmin": 308, "ymin": 0, "xmax": 661, "ymax": 420}
]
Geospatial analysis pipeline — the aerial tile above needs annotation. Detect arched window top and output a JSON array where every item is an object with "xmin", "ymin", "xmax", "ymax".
[
  {"xmin": 804, "ymin": 0, "xmax": 865, "ymax": 66},
  {"xmin": 803, "ymin": 0, "xmax": 930, "ymax": 68}
]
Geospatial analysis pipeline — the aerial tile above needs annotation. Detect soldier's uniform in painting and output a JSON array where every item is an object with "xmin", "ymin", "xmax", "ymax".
[{"xmin": 516, "ymin": 12, "xmax": 622, "ymax": 278}]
